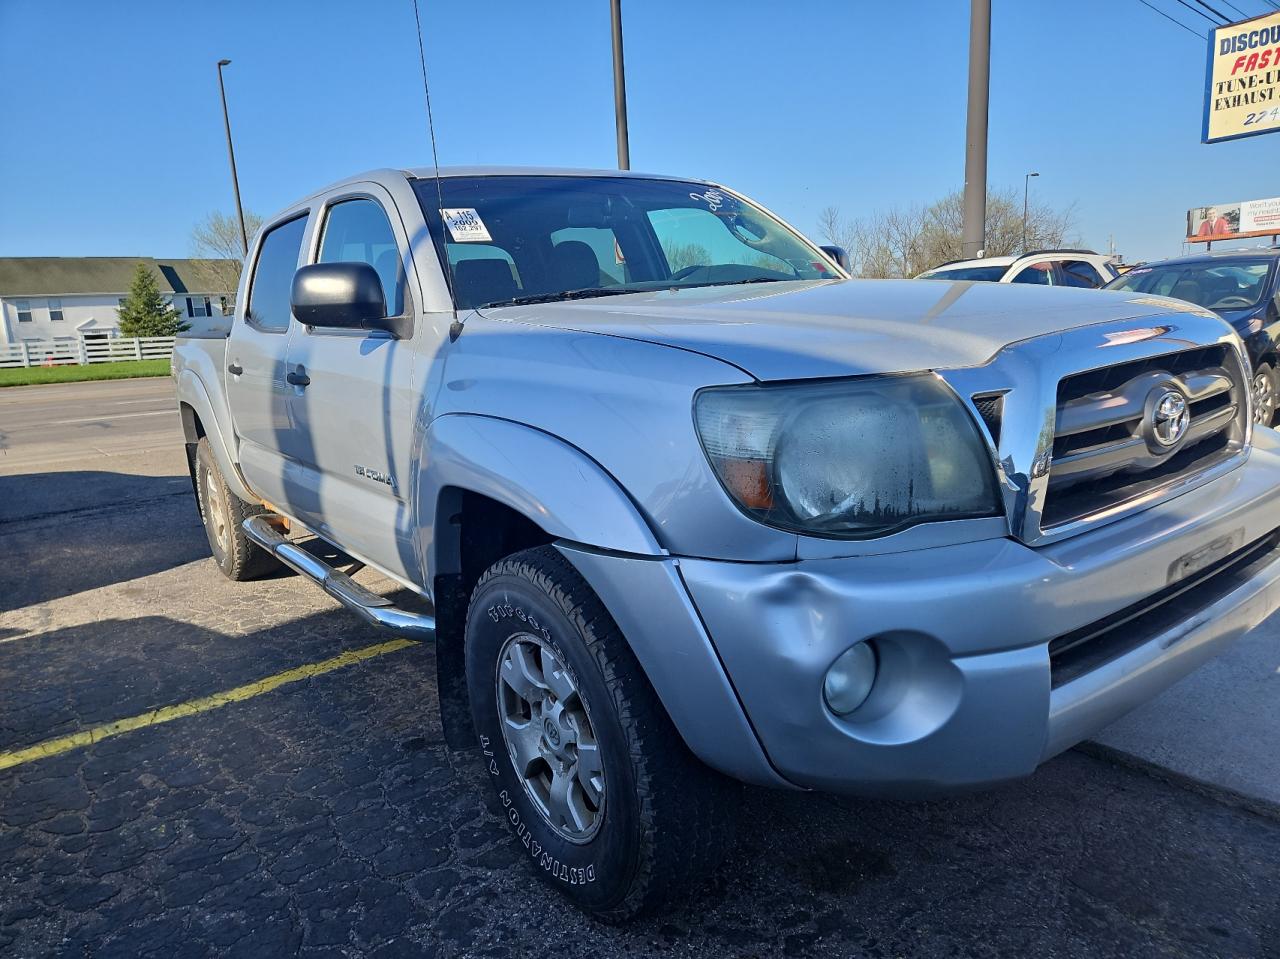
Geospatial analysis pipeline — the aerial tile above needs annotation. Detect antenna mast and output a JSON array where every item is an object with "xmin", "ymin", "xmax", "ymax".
[{"xmin": 411, "ymin": 0, "xmax": 458, "ymax": 329}]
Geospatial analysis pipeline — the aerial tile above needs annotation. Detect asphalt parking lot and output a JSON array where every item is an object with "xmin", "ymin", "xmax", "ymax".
[{"xmin": 2, "ymin": 378, "xmax": 1279, "ymax": 959}]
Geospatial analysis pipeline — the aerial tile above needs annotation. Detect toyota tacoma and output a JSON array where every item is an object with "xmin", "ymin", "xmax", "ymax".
[{"xmin": 172, "ymin": 167, "xmax": 1280, "ymax": 921}]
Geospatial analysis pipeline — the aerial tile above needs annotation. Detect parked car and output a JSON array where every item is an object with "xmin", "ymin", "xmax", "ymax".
[
  {"xmin": 918, "ymin": 249, "xmax": 1120, "ymax": 287},
  {"xmin": 173, "ymin": 167, "xmax": 1280, "ymax": 921},
  {"xmin": 1104, "ymin": 247, "xmax": 1280, "ymax": 425}
]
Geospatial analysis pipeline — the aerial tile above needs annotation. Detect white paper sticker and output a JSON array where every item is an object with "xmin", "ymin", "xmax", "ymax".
[{"xmin": 441, "ymin": 208, "xmax": 492, "ymax": 243}]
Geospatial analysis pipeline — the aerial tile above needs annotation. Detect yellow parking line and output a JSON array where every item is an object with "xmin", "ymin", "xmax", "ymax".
[{"xmin": 0, "ymin": 638, "xmax": 420, "ymax": 772}]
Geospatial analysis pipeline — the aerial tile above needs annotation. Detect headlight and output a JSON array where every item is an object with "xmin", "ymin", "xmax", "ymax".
[{"xmin": 694, "ymin": 374, "xmax": 1001, "ymax": 538}]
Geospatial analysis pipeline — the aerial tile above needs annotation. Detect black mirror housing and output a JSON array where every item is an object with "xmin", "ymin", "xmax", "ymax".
[
  {"xmin": 291, "ymin": 262, "xmax": 400, "ymax": 335},
  {"xmin": 820, "ymin": 245, "xmax": 852, "ymax": 273}
]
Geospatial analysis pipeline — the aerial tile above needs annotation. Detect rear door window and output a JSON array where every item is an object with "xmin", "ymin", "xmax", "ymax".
[
  {"xmin": 1011, "ymin": 262, "xmax": 1054, "ymax": 285},
  {"xmin": 247, "ymin": 215, "xmax": 308, "ymax": 332},
  {"xmin": 1059, "ymin": 260, "xmax": 1105, "ymax": 288}
]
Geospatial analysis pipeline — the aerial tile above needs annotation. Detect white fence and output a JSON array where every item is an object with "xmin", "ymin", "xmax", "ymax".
[{"xmin": 0, "ymin": 337, "xmax": 175, "ymax": 369}]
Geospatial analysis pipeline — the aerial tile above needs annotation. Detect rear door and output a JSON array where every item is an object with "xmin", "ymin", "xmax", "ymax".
[
  {"xmin": 225, "ymin": 212, "xmax": 309, "ymax": 508},
  {"xmin": 280, "ymin": 186, "xmax": 420, "ymax": 581}
]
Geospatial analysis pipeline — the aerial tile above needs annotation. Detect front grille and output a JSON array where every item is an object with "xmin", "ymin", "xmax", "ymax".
[
  {"xmin": 1049, "ymin": 528, "xmax": 1280, "ymax": 687},
  {"xmin": 971, "ymin": 392, "xmax": 1005, "ymax": 445},
  {"xmin": 1041, "ymin": 346, "xmax": 1247, "ymax": 529}
]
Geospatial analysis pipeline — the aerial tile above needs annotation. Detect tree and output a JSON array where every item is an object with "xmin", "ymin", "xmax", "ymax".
[
  {"xmin": 189, "ymin": 209, "xmax": 263, "ymax": 296},
  {"xmin": 661, "ymin": 241, "xmax": 711, "ymax": 273},
  {"xmin": 117, "ymin": 263, "xmax": 189, "ymax": 337},
  {"xmin": 819, "ymin": 187, "xmax": 1077, "ymax": 279}
]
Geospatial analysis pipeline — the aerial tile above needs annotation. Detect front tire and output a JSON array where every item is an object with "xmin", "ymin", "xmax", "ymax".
[
  {"xmin": 1251, "ymin": 363, "xmax": 1278, "ymax": 427},
  {"xmin": 465, "ymin": 546, "xmax": 735, "ymax": 921},
  {"xmin": 194, "ymin": 437, "xmax": 280, "ymax": 581}
]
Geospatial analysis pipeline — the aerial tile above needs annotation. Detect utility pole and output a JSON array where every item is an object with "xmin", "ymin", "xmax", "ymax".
[
  {"xmin": 216, "ymin": 59, "xmax": 249, "ymax": 257},
  {"xmin": 610, "ymin": 0, "xmax": 630, "ymax": 170},
  {"xmin": 1022, "ymin": 171, "xmax": 1038, "ymax": 251},
  {"xmin": 961, "ymin": 0, "xmax": 991, "ymax": 259}
]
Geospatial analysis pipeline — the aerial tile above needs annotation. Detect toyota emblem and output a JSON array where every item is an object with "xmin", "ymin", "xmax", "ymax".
[{"xmin": 1151, "ymin": 389, "xmax": 1190, "ymax": 448}]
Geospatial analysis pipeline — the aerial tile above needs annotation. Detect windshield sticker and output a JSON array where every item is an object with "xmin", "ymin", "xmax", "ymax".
[
  {"xmin": 689, "ymin": 189, "xmax": 727, "ymax": 212},
  {"xmin": 442, "ymin": 208, "xmax": 493, "ymax": 243},
  {"xmin": 1126, "ymin": 267, "xmax": 1152, "ymax": 275}
]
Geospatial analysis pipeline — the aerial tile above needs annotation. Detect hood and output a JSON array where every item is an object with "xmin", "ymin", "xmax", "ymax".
[{"xmin": 481, "ymin": 279, "xmax": 1220, "ymax": 381}]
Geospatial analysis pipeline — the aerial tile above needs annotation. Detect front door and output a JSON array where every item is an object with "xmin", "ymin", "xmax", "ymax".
[
  {"xmin": 225, "ymin": 213, "xmax": 308, "ymax": 508},
  {"xmin": 281, "ymin": 188, "xmax": 420, "ymax": 583}
]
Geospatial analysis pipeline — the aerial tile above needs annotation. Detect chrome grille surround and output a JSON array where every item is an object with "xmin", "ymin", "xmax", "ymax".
[{"xmin": 941, "ymin": 314, "xmax": 1253, "ymax": 547}]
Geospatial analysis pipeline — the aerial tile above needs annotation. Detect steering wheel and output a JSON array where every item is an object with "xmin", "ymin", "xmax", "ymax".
[{"xmin": 1210, "ymin": 296, "xmax": 1254, "ymax": 309}]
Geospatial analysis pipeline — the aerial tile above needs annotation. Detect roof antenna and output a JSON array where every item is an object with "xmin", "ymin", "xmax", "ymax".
[{"xmin": 411, "ymin": 0, "xmax": 462, "ymax": 340}]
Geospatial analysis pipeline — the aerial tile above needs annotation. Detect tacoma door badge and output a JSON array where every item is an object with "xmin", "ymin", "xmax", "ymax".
[{"xmin": 354, "ymin": 465, "xmax": 396, "ymax": 492}]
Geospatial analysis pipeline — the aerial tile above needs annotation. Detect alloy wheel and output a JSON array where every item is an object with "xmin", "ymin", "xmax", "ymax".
[
  {"xmin": 1252, "ymin": 372, "xmax": 1275, "ymax": 426},
  {"xmin": 204, "ymin": 469, "xmax": 230, "ymax": 554},
  {"xmin": 495, "ymin": 633, "xmax": 605, "ymax": 843}
]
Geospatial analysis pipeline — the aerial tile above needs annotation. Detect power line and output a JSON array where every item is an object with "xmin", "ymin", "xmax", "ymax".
[
  {"xmin": 1170, "ymin": 0, "xmax": 1223, "ymax": 24},
  {"xmin": 1217, "ymin": 1, "xmax": 1247, "ymax": 17},
  {"xmin": 1135, "ymin": 0, "xmax": 1209, "ymax": 38},
  {"xmin": 1191, "ymin": 0, "xmax": 1233, "ymax": 21}
]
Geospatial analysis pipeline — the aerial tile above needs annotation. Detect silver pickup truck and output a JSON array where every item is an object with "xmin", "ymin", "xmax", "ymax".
[{"xmin": 173, "ymin": 167, "xmax": 1280, "ymax": 920}]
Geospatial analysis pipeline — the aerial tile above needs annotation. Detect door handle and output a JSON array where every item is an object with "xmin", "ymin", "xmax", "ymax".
[
  {"xmin": 286, "ymin": 365, "xmax": 310, "ymax": 388},
  {"xmin": 227, "ymin": 361, "xmax": 243, "ymax": 376}
]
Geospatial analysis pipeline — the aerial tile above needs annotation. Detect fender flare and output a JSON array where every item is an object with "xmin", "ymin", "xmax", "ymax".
[
  {"xmin": 418, "ymin": 413, "xmax": 663, "ymax": 580},
  {"xmin": 175, "ymin": 369, "xmax": 255, "ymax": 502}
]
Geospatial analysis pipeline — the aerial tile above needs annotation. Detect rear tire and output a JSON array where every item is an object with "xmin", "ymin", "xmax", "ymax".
[
  {"xmin": 465, "ymin": 545, "xmax": 736, "ymax": 922},
  {"xmin": 195, "ymin": 437, "xmax": 280, "ymax": 581}
]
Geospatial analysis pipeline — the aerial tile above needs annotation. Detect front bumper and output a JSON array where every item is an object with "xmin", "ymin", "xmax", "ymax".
[{"xmin": 671, "ymin": 436, "xmax": 1280, "ymax": 795}]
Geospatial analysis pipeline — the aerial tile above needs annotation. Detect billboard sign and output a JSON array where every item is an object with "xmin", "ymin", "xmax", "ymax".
[
  {"xmin": 1187, "ymin": 196, "xmax": 1280, "ymax": 242},
  {"xmin": 1203, "ymin": 11, "xmax": 1280, "ymax": 143}
]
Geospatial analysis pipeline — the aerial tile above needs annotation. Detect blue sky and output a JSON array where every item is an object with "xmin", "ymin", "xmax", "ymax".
[{"xmin": 1, "ymin": 0, "xmax": 1276, "ymax": 265}]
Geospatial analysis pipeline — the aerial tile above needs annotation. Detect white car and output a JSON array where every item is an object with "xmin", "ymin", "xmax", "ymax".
[{"xmin": 917, "ymin": 249, "xmax": 1119, "ymax": 288}]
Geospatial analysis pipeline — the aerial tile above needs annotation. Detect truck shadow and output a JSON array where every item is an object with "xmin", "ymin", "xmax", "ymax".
[
  {"xmin": 2, "ymin": 609, "xmax": 1276, "ymax": 958},
  {"xmin": 0, "ymin": 470, "xmax": 209, "ymax": 613}
]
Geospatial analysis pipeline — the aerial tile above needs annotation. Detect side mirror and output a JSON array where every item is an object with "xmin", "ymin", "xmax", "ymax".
[
  {"xmin": 291, "ymin": 262, "xmax": 400, "ymax": 336},
  {"xmin": 819, "ymin": 245, "xmax": 852, "ymax": 273}
]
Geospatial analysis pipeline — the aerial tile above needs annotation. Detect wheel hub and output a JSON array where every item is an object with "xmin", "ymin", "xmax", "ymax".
[{"xmin": 496, "ymin": 633, "xmax": 605, "ymax": 843}]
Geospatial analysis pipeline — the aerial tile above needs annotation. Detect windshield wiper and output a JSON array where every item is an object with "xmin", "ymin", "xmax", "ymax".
[
  {"xmin": 480, "ymin": 288, "xmax": 634, "ymax": 309},
  {"xmin": 672, "ymin": 276, "xmax": 795, "ymax": 291}
]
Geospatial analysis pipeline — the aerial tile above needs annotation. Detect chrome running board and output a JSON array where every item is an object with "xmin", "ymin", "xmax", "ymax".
[{"xmin": 242, "ymin": 515, "xmax": 435, "ymax": 640}]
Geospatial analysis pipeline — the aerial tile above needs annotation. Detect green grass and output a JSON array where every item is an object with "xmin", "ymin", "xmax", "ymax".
[{"xmin": 0, "ymin": 359, "xmax": 171, "ymax": 387}]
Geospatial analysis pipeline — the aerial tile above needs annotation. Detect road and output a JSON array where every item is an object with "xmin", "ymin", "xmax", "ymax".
[{"xmin": 1, "ymin": 379, "xmax": 1278, "ymax": 959}]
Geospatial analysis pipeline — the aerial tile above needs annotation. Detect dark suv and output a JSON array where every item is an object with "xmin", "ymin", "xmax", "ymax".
[{"xmin": 1105, "ymin": 247, "xmax": 1280, "ymax": 425}]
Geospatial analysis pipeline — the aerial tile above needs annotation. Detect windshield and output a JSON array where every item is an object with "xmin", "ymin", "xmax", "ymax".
[
  {"xmin": 1104, "ymin": 258, "xmax": 1274, "ymax": 312},
  {"xmin": 917, "ymin": 264, "xmax": 1008, "ymax": 282},
  {"xmin": 412, "ymin": 176, "xmax": 840, "ymax": 310}
]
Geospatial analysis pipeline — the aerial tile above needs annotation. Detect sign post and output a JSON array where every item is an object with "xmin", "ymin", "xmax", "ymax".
[{"xmin": 1202, "ymin": 11, "xmax": 1280, "ymax": 144}]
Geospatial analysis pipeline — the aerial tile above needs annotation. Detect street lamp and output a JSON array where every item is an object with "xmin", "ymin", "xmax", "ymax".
[
  {"xmin": 1022, "ymin": 171, "xmax": 1040, "ymax": 252},
  {"xmin": 216, "ymin": 59, "xmax": 248, "ymax": 257}
]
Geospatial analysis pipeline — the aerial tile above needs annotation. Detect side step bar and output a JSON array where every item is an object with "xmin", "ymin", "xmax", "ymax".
[{"xmin": 243, "ymin": 516, "xmax": 435, "ymax": 640}]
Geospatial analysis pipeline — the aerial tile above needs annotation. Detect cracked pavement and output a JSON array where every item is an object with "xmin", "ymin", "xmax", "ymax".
[{"xmin": 1, "ymin": 379, "xmax": 1278, "ymax": 958}]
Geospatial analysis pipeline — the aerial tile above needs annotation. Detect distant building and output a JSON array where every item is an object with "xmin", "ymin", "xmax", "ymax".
[{"xmin": 0, "ymin": 257, "xmax": 239, "ymax": 344}]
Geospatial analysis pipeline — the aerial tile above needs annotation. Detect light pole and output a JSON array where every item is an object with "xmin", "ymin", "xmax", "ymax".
[
  {"xmin": 961, "ymin": 0, "xmax": 991, "ymax": 259},
  {"xmin": 610, "ymin": 0, "xmax": 630, "ymax": 170},
  {"xmin": 216, "ymin": 59, "xmax": 248, "ymax": 257},
  {"xmin": 1022, "ymin": 171, "xmax": 1039, "ymax": 251}
]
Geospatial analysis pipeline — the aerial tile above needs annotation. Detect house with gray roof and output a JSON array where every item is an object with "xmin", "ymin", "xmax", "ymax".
[{"xmin": 0, "ymin": 258, "xmax": 239, "ymax": 345}]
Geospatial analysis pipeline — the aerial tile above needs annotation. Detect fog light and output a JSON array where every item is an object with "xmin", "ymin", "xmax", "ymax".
[{"xmin": 824, "ymin": 641, "xmax": 878, "ymax": 715}]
